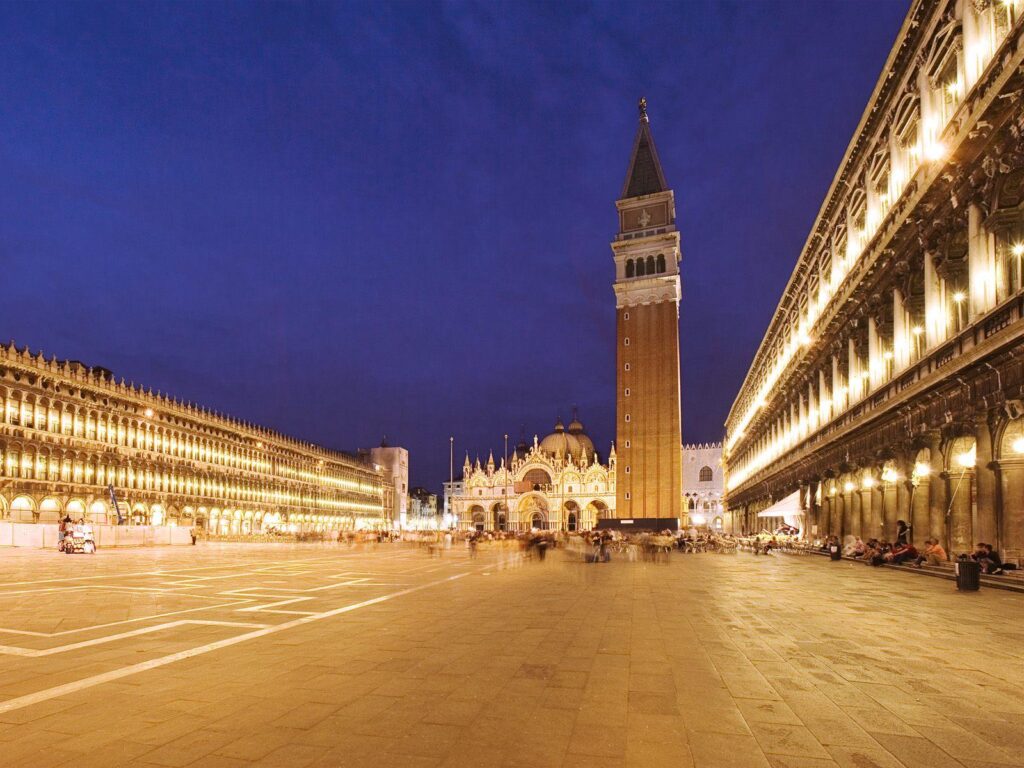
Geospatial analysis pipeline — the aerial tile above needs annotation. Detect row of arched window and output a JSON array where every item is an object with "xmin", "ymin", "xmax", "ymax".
[
  {"xmin": 686, "ymin": 498, "xmax": 719, "ymax": 512},
  {"xmin": 0, "ymin": 442, "xmax": 381, "ymax": 513},
  {"xmin": 0, "ymin": 387, "xmax": 378, "ymax": 494},
  {"xmin": 625, "ymin": 254, "xmax": 666, "ymax": 278}
]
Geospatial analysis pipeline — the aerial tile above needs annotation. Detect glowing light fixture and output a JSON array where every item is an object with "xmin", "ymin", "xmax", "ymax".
[
  {"xmin": 1013, "ymin": 437, "xmax": 1024, "ymax": 455},
  {"xmin": 862, "ymin": 477, "xmax": 875, "ymax": 489},
  {"xmin": 144, "ymin": 408, "xmax": 154, "ymax": 418},
  {"xmin": 924, "ymin": 141, "xmax": 947, "ymax": 162},
  {"xmin": 883, "ymin": 350, "xmax": 894, "ymax": 361},
  {"xmin": 881, "ymin": 467, "xmax": 899, "ymax": 483},
  {"xmin": 843, "ymin": 481, "xmax": 855, "ymax": 493},
  {"xmin": 956, "ymin": 446, "xmax": 977, "ymax": 469},
  {"xmin": 1012, "ymin": 243, "xmax": 1024, "ymax": 257},
  {"xmin": 913, "ymin": 461, "xmax": 931, "ymax": 479},
  {"xmin": 912, "ymin": 326, "xmax": 923, "ymax": 336},
  {"xmin": 952, "ymin": 291, "xmax": 966, "ymax": 304}
]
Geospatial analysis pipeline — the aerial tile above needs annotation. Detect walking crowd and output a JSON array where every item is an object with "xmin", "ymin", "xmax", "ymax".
[{"xmin": 400, "ymin": 526, "xmax": 741, "ymax": 564}]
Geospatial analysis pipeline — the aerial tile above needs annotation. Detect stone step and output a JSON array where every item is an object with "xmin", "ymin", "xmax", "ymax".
[{"xmin": 776, "ymin": 547, "xmax": 1024, "ymax": 593}]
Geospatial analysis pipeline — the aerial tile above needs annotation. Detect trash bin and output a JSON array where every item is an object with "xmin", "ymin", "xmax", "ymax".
[
  {"xmin": 955, "ymin": 556, "xmax": 981, "ymax": 591},
  {"xmin": 829, "ymin": 544, "xmax": 841, "ymax": 561}
]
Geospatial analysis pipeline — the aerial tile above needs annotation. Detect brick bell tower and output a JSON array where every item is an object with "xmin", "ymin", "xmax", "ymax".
[{"xmin": 612, "ymin": 98, "xmax": 682, "ymax": 521}]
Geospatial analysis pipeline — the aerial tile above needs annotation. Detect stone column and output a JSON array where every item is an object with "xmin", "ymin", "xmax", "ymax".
[
  {"xmin": 948, "ymin": 465, "xmax": 975, "ymax": 556},
  {"xmin": 968, "ymin": 203, "xmax": 996, "ymax": 317},
  {"xmin": 926, "ymin": 434, "xmax": 947, "ymax": 543},
  {"xmin": 999, "ymin": 459, "xmax": 1024, "ymax": 563},
  {"xmin": 871, "ymin": 479, "xmax": 885, "ymax": 539},
  {"xmin": 893, "ymin": 287, "xmax": 911, "ymax": 372},
  {"xmin": 910, "ymin": 475, "xmax": 929, "ymax": 546},
  {"xmin": 868, "ymin": 317, "xmax": 882, "ymax": 392},
  {"xmin": 807, "ymin": 480, "xmax": 819, "ymax": 538},
  {"xmin": 895, "ymin": 470, "xmax": 911, "ymax": 539},
  {"xmin": 882, "ymin": 480, "xmax": 898, "ymax": 541},
  {"xmin": 833, "ymin": 490, "xmax": 844, "ymax": 538},
  {"xmin": 975, "ymin": 417, "xmax": 999, "ymax": 548},
  {"xmin": 924, "ymin": 251, "xmax": 943, "ymax": 348},
  {"xmin": 846, "ymin": 485, "xmax": 858, "ymax": 539}
]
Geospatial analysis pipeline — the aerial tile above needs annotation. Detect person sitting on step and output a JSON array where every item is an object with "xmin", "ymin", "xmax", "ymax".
[
  {"xmin": 914, "ymin": 538, "xmax": 947, "ymax": 567},
  {"xmin": 971, "ymin": 542, "xmax": 1004, "ymax": 575}
]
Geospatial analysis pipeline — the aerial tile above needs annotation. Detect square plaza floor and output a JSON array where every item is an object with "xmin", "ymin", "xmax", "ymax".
[{"xmin": 0, "ymin": 543, "xmax": 1021, "ymax": 768}]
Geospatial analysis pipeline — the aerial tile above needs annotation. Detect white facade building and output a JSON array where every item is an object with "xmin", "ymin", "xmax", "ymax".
[{"xmin": 682, "ymin": 442, "xmax": 724, "ymax": 530}]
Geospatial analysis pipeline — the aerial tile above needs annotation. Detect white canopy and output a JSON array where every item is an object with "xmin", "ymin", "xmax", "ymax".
[{"xmin": 756, "ymin": 491, "xmax": 803, "ymax": 519}]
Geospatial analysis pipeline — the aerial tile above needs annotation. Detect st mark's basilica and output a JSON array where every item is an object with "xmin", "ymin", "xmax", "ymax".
[{"xmin": 453, "ymin": 414, "xmax": 616, "ymax": 533}]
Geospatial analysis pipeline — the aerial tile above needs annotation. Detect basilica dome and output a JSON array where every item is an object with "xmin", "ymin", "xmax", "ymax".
[{"xmin": 539, "ymin": 413, "xmax": 595, "ymax": 462}]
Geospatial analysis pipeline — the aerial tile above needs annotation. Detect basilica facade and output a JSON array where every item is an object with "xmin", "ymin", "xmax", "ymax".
[
  {"xmin": 451, "ymin": 414, "xmax": 724, "ymax": 532},
  {"xmin": 0, "ymin": 342, "xmax": 388, "ymax": 534},
  {"xmin": 724, "ymin": 0, "xmax": 1024, "ymax": 564},
  {"xmin": 452, "ymin": 415, "xmax": 615, "ymax": 532}
]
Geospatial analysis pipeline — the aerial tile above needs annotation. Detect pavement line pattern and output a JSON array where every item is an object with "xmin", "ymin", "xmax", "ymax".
[
  {"xmin": 0, "ymin": 570, "xmax": 470, "ymax": 715},
  {"xmin": 0, "ymin": 549, "xmax": 413, "ymax": 587},
  {"xmin": 0, "ymin": 594, "xmax": 252, "ymax": 637},
  {"xmin": 0, "ymin": 619, "xmax": 271, "ymax": 657},
  {"xmin": 0, "ymin": 554, "xmax": 441, "ymax": 646}
]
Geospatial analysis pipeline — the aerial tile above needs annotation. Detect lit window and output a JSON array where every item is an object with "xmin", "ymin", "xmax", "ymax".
[
  {"xmin": 625, "ymin": 388, "xmax": 630, "ymax": 396},
  {"xmin": 625, "ymin": 414, "xmax": 630, "ymax": 423},
  {"xmin": 624, "ymin": 363, "xmax": 630, "ymax": 371},
  {"xmin": 624, "ymin": 338, "xmax": 630, "ymax": 346}
]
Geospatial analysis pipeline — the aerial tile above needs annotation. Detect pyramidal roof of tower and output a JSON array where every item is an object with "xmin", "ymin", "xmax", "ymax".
[{"xmin": 620, "ymin": 98, "xmax": 668, "ymax": 199}]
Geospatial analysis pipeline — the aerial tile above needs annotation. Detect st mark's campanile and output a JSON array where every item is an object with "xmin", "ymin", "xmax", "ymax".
[{"xmin": 612, "ymin": 99, "xmax": 682, "ymax": 520}]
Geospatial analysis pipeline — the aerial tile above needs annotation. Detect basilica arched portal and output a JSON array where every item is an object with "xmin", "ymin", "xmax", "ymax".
[{"xmin": 517, "ymin": 493, "xmax": 549, "ymax": 530}]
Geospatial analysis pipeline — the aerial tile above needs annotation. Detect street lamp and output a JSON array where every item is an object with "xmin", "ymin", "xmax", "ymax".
[
  {"xmin": 503, "ymin": 433, "xmax": 509, "ymax": 532},
  {"xmin": 448, "ymin": 436, "xmax": 454, "ymax": 530}
]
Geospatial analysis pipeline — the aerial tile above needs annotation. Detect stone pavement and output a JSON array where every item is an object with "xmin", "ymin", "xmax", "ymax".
[{"xmin": 0, "ymin": 542, "xmax": 1021, "ymax": 768}]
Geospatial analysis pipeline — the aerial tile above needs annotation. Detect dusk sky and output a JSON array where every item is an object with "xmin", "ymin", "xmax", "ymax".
[{"xmin": 1, "ymin": 0, "xmax": 908, "ymax": 489}]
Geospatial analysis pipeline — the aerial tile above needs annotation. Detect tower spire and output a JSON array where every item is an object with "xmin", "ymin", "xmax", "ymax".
[{"xmin": 621, "ymin": 97, "xmax": 668, "ymax": 199}]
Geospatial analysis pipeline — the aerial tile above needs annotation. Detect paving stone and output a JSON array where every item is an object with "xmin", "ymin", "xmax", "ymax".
[{"xmin": 0, "ymin": 544, "xmax": 1021, "ymax": 767}]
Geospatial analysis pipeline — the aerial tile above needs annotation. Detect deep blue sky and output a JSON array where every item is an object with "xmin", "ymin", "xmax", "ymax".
[{"xmin": 1, "ymin": 1, "xmax": 908, "ymax": 490}]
